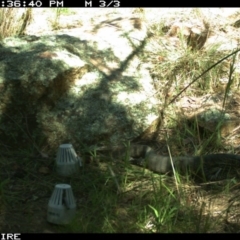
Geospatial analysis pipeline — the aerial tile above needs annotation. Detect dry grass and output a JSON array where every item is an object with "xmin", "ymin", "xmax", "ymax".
[{"xmin": 1, "ymin": 8, "xmax": 240, "ymax": 233}]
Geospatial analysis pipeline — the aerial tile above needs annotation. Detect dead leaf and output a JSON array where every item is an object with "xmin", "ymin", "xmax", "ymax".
[{"xmin": 38, "ymin": 166, "xmax": 50, "ymax": 175}]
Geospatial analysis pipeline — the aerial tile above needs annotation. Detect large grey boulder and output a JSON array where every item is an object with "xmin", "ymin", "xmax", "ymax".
[{"xmin": 0, "ymin": 18, "xmax": 161, "ymax": 154}]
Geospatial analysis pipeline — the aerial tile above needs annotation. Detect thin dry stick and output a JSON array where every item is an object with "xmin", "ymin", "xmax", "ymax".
[
  {"xmin": 169, "ymin": 48, "xmax": 240, "ymax": 105},
  {"xmin": 222, "ymin": 52, "xmax": 237, "ymax": 109},
  {"xmin": 166, "ymin": 134, "xmax": 179, "ymax": 193},
  {"xmin": 227, "ymin": 125, "xmax": 240, "ymax": 137}
]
